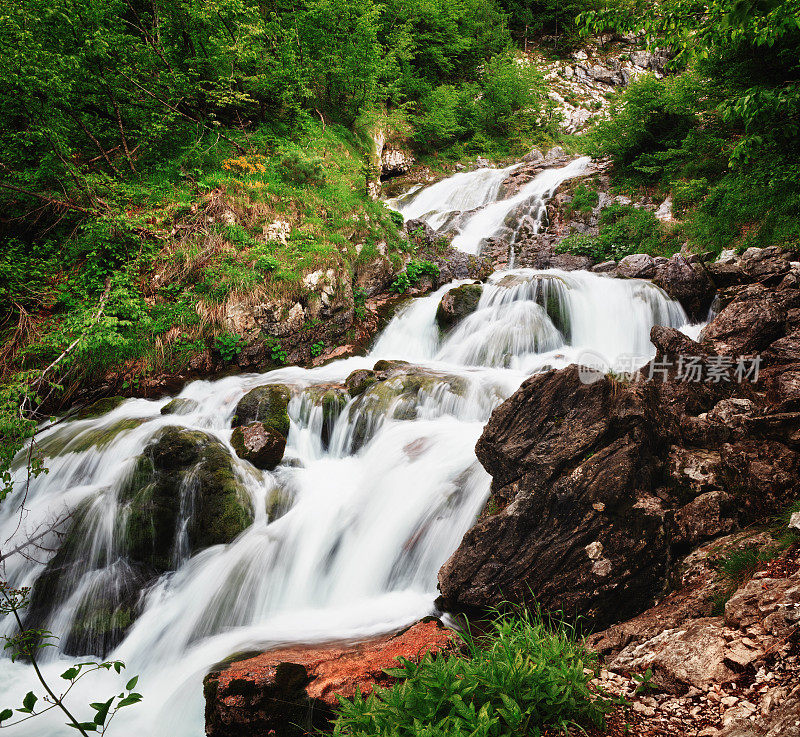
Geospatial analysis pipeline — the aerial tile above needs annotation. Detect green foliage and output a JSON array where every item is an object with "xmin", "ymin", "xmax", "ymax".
[
  {"xmin": 266, "ymin": 337, "xmax": 288, "ymax": 365},
  {"xmin": 565, "ymin": 183, "xmax": 599, "ymax": 215},
  {"xmin": 581, "ymin": 0, "xmax": 800, "ymax": 254},
  {"xmin": 556, "ymin": 204, "xmax": 677, "ymax": 262},
  {"xmin": 411, "ymin": 53, "xmax": 556, "ymax": 155},
  {"xmin": 391, "ymin": 260, "xmax": 440, "ymax": 293},
  {"xmin": 310, "ymin": 341, "xmax": 325, "ymax": 357},
  {"xmin": 331, "ymin": 607, "xmax": 608, "ymax": 737},
  {"xmin": 280, "ymin": 152, "xmax": 326, "ymax": 187},
  {"xmin": 214, "ymin": 333, "xmax": 242, "ymax": 362},
  {"xmin": 672, "ymin": 178, "xmax": 709, "ymax": 217}
]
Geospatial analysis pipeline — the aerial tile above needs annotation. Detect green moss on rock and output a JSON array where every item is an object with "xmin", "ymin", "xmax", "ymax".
[
  {"xmin": 161, "ymin": 397, "xmax": 200, "ymax": 415},
  {"xmin": 233, "ymin": 385, "xmax": 291, "ymax": 437},
  {"xmin": 435, "ymin": 283, "xmax": 483, "ymax": 331},
  {"xmin": 72, "ymin": 396, "xmax": 126, "ymax": 420}
]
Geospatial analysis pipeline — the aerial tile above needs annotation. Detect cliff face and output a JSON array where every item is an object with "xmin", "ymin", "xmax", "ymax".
[{"xmin": 439, "ymin": 247, "xmax": 800, "ymax": 628}]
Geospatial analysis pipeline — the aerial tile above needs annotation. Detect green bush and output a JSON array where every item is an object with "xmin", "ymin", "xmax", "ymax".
[
  {"xmin": 391, "ymin": 260, "xmax": 440, "ymax": 293},
  {"xmin": 565, "ymin": 183, "xmax": 599, "ymax": 215},
  {"xmin": 331, "ymin": 607, "xmax": 608, "ymax": 737},
  {"xmin": 280, "ymin": 151, "xmax": 326, "ymax": 186},
  {"xmin": 672, "ymin": 178, "xmax": 709, "ymax": 217},
  {"xmin": 587, "ymin": 73, "xmax": 712, "ymax": 185},
  {"xmin": 556, "ymin": 204, "xmax": 676, "ymax": 262}
]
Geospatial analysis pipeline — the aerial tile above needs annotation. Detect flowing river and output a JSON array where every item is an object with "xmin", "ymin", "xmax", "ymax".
[{"xmin": 1, "ymin": 160, "xmax": 694, "ymax": 736}]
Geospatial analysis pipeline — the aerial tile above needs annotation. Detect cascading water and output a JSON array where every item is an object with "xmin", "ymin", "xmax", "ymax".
[
  {"xmin": 1, "ymin": 163, "xmax": 694, "ymax": 737},
  {"xmin": 386, "ymin": 157, "xmax": 591, "ymax": 258}
]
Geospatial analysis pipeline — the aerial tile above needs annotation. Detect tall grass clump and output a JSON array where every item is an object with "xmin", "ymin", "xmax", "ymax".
[{"xmin": 330, "ymin": 607, "xmax": 608, "ymax": 737}]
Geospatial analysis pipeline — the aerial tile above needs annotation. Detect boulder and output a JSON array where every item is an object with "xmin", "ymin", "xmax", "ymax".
[
  {"xmin": 701, "ymin": 284, "xmax": 800, "ymax": 355},
  {"xmin": 345, "ymin": 368, "xmax": 378, "ymax": 397},
  {"xmin": 72, "ymin": 396, "xmax": 126, "ymax": 420},
  {"xmin": 607, "ymin": 618, "xmax": 742, "ymax": 693},
  {"xmin": 232, "ymin": 385, "xmax": 291, "ymax": 437},
  {"xmin": 204, "ymin": 620, "xmax": 457, "ymax": 737},
  {"xmin": 231, "ymin": 422, "xmax": 286, "ymax": 470},
  {"xmin": 435, "ymin": 283, "xmax": 483, "ymax": 331},
  {"xmin": 122, "ymin": 427, "xmax": 254, "ymax": 565},
  {"xmin": 617, "ymin": 253, "xmax": 656, "ymax": 279},
  {"xmin": 652, "ymin": 256, "xmax": 715, "ymax": 321},
  {"xmin": 24, "ymin": 427, "xmax": 253, "ymax": 657},
  {"xmin": 161, "ymin": 397, "xmax": 199, "ymax": 415},
  {"xmin": 438, "ymin": 365, "xmax": 671, "ymax": 627}
]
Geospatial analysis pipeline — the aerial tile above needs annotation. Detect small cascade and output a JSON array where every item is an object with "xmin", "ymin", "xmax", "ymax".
[
  {"xmin": 385, "ymin": 164, "xmax": 518, "ymax": 231},
  {"xmin": 1, "ymin": 161, "xmax": 693, "ymax": 737},
  {"xmin": 387, "ymin": 157, "xmax": 591, "ymax": 258},
  {"xmin": 451, "ymin": 157, "xmax": 591, "ymax": 255}
]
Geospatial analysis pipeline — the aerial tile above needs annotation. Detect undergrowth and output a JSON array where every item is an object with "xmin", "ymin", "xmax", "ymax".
[{"xmin": 330, "ymin": 607, "xmax": 609, "ymax": 737}]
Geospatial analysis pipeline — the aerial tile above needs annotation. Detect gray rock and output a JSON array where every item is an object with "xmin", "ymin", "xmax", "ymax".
[{"xmin": 617, "ymin": 253, "xmax": 656, "ymax": 278}]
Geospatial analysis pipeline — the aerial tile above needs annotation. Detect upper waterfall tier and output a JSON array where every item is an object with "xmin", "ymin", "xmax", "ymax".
[{"xmin": 387, "ymin": 158, "xmax": 591, "ymax": 255}]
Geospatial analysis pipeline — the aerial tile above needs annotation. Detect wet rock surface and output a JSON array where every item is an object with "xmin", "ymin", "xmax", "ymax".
[
  {"xmin": 436, "ymin": 283, "xmax": 483, "ymax": 331},
  {"xmin": 231, "ymin": 421, "xmax": 286, "ymax": 470},
  {"xmin": 24, "ymin": 427, "xmax": 253, "ymax": 657},
  {"xmin": 204, "ymin": 619, "xmax": 457, "ymax": 737}
]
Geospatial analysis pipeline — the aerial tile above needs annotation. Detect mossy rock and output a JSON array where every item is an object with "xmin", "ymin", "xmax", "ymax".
[
  {"xmin": 322, "ymin": 390, "xmax": 347, "ymax": 446},
  {"xmin": 71, "ymin": 396, "xmax": 126, "ymax": 421},
  {"xmin": 346, "ymin": 369, "xmax": 469, "ymax": 452},
  {"xmin": 266, "ymin": 486, "xmax": 294, "ymax": 522},
  {"xmin": 37, "ymin": 418, "xmax": 144, "ymax": 457},
  {"xmin": 436, "ymin": 283, "xmax": 483, "ymax": 331},
  {"xmin": 345, "ymin": 369, "xmax": 378, "ymax": 397},
  {"xmin": 121, "ymin": 427, "xmax": 254, "ymax": 570},
  {"xmin": 23, "ymin": 497, "xmax": 149, "ymax": 657},
  {"xmin": 231, "ymin": 422, "xmax": 286, "ymax": 470},
  {"xmin": 233, "ymin": 385, "xmax": 291, "ymax": 437},
  {"xmin": 161, "ymin": 397, "xmax": 200, "ymax": 415}
]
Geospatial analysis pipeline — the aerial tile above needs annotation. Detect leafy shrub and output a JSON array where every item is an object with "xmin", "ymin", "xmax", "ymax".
[
  {"xmin": 266, "ymin": 336, "xmax": 287, "ymax": 364},
  {"xmin": 556, "ymin": 204, "xmax": 674, "ymax": 262},
  {"xmin": 587, "ymin": 73, "xmax": 710, "ymax": 185},
  {"xmin": 672, "ymin": 178, "xmax": 709, "ymax": 216},
  {"xmin": 331, "ymin": 607, "xmax": 608, "ymax": 737},
  {"xmin": 391, "ymin": 259, "xmax": 440, "ymax": 293},
  {"xmin": 565, "ymin": 183, "xmax": 599, "ymax": 215},
  {"xmin": 214, "ymin": 332, "xmax": 242, "ymax": 362},
  {"xmin": 280, "ymin": 151, "xmax": 326, "ymax": 186}
]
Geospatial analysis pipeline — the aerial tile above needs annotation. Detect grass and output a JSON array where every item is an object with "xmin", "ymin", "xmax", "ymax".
[
  {"xmin": 0, "ymin": 121, "xmax": 410, "ymax": 399},
  {"xmin": 330, "ymin": 606, "xmax": 609, "ymax": 737}
]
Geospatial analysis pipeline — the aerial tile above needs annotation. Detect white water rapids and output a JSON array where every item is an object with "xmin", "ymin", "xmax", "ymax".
[{"xmin": 1, "ymin": 162, "xmax": 694, "ymax": 737}]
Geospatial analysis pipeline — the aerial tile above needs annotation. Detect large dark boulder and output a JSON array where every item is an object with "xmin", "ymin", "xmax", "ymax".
[
  {"xmin": 438, "ymin": 366, "xmax": 671, "ymax": 627},
  {"xmin": 438, "ymin": 270, "xmax": 800, "ymax": 629},
  {"xmin": 436, "ymin": 283, "xmax": 483, "ymax": 331},
  {"xmin": 652, "ymin": 257, "xmax": 715, "ymax": 322}
]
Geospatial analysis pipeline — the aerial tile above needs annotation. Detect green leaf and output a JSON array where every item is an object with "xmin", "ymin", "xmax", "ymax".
[
  {"xmin": 91, "ymin": 697, "xmax": 114, "ymax": 726},
  {"xmin": 125, "ymin": 675, "xmax": 138, "ymax": 690},
  {"xmin": 20, "ymin": 691, "xmax": 37, "ymax": 713},
  {"xmin": 0, "ymin": 708, "xmax": 13, "ymax": 723},
  {"xmin": 61, "ymin": 667, "xmax": 79, "ymax": 680}
]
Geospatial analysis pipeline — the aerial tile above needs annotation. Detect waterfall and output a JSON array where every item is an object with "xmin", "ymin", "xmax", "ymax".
[
  {"xmin": 386, "ymin": 157, "xmax": 591, "ymax": 257},
  {"xmin": 0, "ymin": 164, "xmax": 692, "ymax": 737}
]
